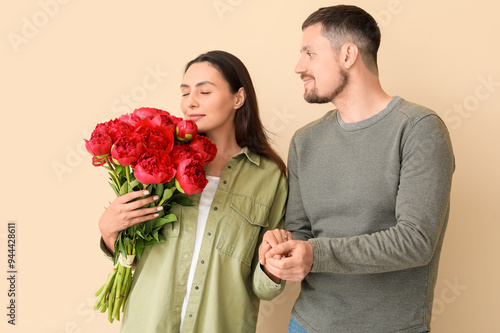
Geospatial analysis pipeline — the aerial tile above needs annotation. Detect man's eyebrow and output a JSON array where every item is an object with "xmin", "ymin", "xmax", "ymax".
[{"xmin": 180, "ymin": 81, "xmax": 216, "ymax": 88}]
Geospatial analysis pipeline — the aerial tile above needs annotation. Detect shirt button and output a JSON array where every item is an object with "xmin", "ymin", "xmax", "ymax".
[
  {"xmin": 200, "ymin": 260, "xmax": 205, "ymax": 264},
  {"xmin": 195, "ymin": 286, "xmax": 199, "ymax": 290},
  {"xmin": 207, "ymin": 232, "xmax": 212, "ymax": 237},
  {"xmin": 223, "ymin": 180, "xmax": 227, "ymax": 185},
  {"xmin": 227, "ymin": 165, "xmax": 231, "ymax": 169},
  {"xmin": 214, "ymin": 207, "xmax": 218, "ymax": 211},
  {"xmin": 183, "ymin": 253, "xmax": 189, "ymax": 259},
  {"xmin": 189, "ymin": 314, "xmax": 193, "ymax": 318}
]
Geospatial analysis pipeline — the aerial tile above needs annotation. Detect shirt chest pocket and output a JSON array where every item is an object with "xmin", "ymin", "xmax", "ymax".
[{"xmin": 216, "ymin": 195, "xmax": 270, "ymax": 266}]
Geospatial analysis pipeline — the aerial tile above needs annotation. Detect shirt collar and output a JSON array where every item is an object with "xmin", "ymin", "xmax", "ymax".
[{"xmin": 234, "ymin": 146, "xmax": 260, "ymax": 166}]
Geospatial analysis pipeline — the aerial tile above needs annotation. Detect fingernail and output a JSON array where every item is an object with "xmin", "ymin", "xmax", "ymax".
[
  {"xmin": 157, "ymin": 206, "xmax": 163, "ymax": 211},
  {"xmin": 153, "ymin": 195, "xmax": 159, "ymax": 200},
  {"xmin": 153, "ymin": 213, "xmax": 159, "ymax": 217},
  {"xmin": 143, "ymin": 190, "xmax": 150, "ymax": 195}
]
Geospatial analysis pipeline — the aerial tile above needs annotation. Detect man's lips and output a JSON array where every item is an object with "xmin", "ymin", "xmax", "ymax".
[
  {"xmin": 301, "ymin": 75, "xmax": 314, "ymax": 86},
  {"xmin": 303, "ymin": 79, "xmax": 313, "ymax": 86}
]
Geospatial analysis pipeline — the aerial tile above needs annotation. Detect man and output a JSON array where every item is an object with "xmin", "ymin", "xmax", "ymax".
[{"xmin": 259, "ymin": 5, "xmax": 455, "ymax": 333}]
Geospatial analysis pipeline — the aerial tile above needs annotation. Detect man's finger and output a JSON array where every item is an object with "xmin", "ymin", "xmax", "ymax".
[{"xmin": 266, "ymin": 241, "xmax": 293, "ymax": 258}]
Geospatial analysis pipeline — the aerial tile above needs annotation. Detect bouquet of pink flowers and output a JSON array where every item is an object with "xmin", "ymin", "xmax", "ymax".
[{"xmin": 85, "ymin": 107, "xmax": 217, "ymax": 322}]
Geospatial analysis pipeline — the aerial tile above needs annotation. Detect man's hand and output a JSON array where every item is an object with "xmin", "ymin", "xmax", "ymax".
[{"xmin": 264, "ymin": 240, "xmax": 314, "ymax": 281}]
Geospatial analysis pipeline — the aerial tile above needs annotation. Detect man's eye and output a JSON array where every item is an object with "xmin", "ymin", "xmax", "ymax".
[
  {"xmin": 200, "ymin": 92, "xmax": 211, "ymax": 95},
  {"xmin": 307, "ymin": 53, "xmax": 314, "ymax": 58},
  {"xmin": 182, "ymin": 93, "xmax": 189, "ymax": 97}
]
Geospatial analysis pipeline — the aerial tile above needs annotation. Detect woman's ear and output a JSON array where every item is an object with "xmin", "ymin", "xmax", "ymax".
[{"xmin": 234, "ymin": 87, "xmax": 246, "ymax": 109}]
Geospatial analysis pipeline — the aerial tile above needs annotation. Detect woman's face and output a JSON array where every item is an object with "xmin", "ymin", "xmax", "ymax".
[{"xmin": 180, "ymin": 62, "xmax": 243, "ymax": 135}]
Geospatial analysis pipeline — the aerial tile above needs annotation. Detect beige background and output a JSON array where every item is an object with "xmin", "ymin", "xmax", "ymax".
[{"xmin": 1, "ymin": 0, "xmax": 499, "ymax": 332}]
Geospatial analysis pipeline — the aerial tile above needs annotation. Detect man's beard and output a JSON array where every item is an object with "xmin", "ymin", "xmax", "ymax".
[{"xmin": 304, "ymin": 69, "xmax": 349, "ymax": 104}]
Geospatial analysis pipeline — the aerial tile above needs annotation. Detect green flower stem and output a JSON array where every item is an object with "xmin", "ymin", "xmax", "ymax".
[
  {"xmin": 112, "ymin": 263, "xmax": 125, "ymax": 321},
  {"xmin": 125, "ymin": 166, "xmax": 131, "ymax": 189},
  {"xmin": 107, "ymin": 263, "xmax": 122, "ymax": 322},
  {"xmin": 106, "ymin": 156, "xmax": 121, "ymax": 188},
  {"xmin": 121, "ymin": 244, "xmax": 135, "ymax": 313},
  {"xmin": 121, "ymin": 267, "xmax": 132, "ymax": 313},
  {"xmin": 94, "ymin": 263, "xmax": 118, "ymax": 310}
]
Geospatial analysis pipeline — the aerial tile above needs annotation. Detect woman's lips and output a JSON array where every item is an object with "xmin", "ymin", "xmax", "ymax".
[{"xmin": 188, "ymin": 114, "xmax": 205, "ymax": 121}]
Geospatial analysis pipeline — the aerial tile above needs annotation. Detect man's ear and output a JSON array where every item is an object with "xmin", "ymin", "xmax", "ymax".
[{"xmin": 341, "ymin": 43, "xmax": 359, "ymax": 69}]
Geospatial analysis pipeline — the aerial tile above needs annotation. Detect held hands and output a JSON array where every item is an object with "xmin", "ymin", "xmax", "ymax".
[
  {"xmin": 258, "ymin": 230, "xmax": 314, "ymax": 282},
  {"xmin": 99, "ymin": 190, "xmax": 163, "ymax": 253}
]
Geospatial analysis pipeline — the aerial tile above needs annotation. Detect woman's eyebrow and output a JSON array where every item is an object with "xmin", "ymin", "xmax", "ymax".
[{"xmin": 180, "ymin": 81, "xmax": 216, "ymax": 88}]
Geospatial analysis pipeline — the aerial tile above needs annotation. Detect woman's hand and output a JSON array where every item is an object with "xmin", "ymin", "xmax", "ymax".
[
  {"xmin": 258, "ymin": 229, "xmax": 293, "ymax": 283},
  {"xmin": 99, "ymin": 190, "xmax": 163, "ymax": 253}
]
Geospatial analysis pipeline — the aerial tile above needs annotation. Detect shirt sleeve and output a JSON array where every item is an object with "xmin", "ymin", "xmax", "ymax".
[
  {"xmin": 251, "ymin": 172, "xmax": 288, "ymax": 300},
  {"xmin": 285, "ymin": 135, "xmax": 314, "ymax": 241},
  {"xmin": 100, "ymin": 237, "xmax": 114, "ymax": 261},
  {"xmin": 309, "ymin": 115, "xmax": 455, "ymax": 274}
]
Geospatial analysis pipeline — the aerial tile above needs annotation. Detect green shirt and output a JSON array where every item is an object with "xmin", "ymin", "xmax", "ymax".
[{"xmin": 101, "ymin": 147, "xmax": 288, "ymax": 333}]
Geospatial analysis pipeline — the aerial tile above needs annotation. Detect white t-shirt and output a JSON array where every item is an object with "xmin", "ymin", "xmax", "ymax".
[{"xmin": 180, "ymin": 176, "xmax": 220, "ymax": 328}]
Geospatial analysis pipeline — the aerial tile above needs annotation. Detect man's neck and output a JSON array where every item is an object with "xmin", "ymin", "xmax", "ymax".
[{"xmin": 334, "ymin": 76, "xmax": 392, "ymax": 124}]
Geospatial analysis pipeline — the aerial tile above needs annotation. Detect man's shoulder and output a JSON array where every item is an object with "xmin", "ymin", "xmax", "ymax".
[
  {"xmin": 293, "ymin": 110, "xmax": 336, "ymax": 138},
  {"xmin": 393, "ymin": 97, "xmax": 441, "ymax": 125}
]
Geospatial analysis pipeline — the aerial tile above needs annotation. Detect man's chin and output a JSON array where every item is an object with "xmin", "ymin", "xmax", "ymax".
[{"xmin": 304, "ymin": 93, "xmax": 331, "ymax": 104}]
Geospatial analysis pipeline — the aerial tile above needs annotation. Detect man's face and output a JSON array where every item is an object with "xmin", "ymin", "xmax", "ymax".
[{"xmin": 295, "ymin": 24, "xmax": 348, "ymax": 104}]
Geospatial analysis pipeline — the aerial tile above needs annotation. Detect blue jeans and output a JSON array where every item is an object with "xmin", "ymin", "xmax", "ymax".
[
  {"xmin": 288, "ymin": 317, "xmax": 308, "ymax": 333},
  {"xmin": 288, "ymin": 317, "xmax": 429, "ymax": 333}
]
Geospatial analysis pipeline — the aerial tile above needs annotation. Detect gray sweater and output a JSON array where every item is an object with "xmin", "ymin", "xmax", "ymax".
[{"xmin": 286, "ymin": 96, "xmax": 455, "ymax": 333}]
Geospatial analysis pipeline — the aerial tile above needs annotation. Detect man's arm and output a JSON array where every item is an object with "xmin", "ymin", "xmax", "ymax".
[{"xmin": 267, "ymin": 115, "xmax": 455, "ymax": 278}]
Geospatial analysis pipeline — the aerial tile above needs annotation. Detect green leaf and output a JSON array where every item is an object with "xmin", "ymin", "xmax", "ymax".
[
  {"xmin": 108, "ymin": 171, "xmax": 120, "ymax": 188},
  {"xmin": 144, "ymin": 237, "xmax": 164, "ymax": 247},
  {"xmin": 109, "ymin": 182, "xmax": 120, "ymax": 196},
  {"xmin": 115, "ymin": 165, "xmax": 124, "ymax": 176},
  {"xmin": 129, "ymin": 179, "xmax": 140, "ymax": 190},
  {"xmin": 136, "ymin": 230, "xmax": 146, "ymax": 240},
  {"xmin": 155, "ymin": 183, "xmax": 164, "ymax": 198},
  {"xmin": 119, "ymin": 182, "xmax": 129, "ymax": 195},
  {"xmin": 135, "ymin": 238, "xmax": 145, "ymax": 260},
  {"xmin": 144, "ymin": 219, "xmax": 154, "ymax": 235},
  {"xmin": 154, "ymin": 214, "xmax": 178, "ymax": 228},
  {"xmin": 159, "ymin": 187, "xmax": 174, "ymax": 204},
  {"xmin": 153, "ymin": 230, "xmax": 159, "ymax": 242},
  {"xmin": 171, "ymin": 194, "xmax": 194, "ymax": 206},
  {"xmin": 118, "ymin": 234, "xmax": 126, "ymax": 258}
]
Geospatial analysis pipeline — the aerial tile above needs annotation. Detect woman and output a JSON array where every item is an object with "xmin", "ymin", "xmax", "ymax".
[{"xmin": 99, "ymin": 50, "xmax": 290, "ymax": 332}]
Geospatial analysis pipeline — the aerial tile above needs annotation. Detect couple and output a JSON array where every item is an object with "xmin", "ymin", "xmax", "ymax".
[{"xmin": 98, "ymin": 5, "xmax": 454, "ymax": 333}]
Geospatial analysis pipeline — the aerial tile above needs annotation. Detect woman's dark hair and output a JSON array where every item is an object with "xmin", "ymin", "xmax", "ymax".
[{"xmin": 185, "ymin": 50, "xmax": 286, "ymax": 175}]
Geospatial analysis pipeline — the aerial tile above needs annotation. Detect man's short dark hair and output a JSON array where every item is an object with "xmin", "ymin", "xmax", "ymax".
[{"xmin": 303, "ymin": 5, "xmax": 381, "ymax": 74}]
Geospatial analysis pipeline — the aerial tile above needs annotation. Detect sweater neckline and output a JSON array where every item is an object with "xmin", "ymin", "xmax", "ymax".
[{"xmin": 335, "ymin": 96, "xmax": 401, "ymax": 131}]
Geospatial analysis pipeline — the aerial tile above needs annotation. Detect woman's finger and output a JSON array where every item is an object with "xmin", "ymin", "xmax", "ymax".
[
  {"xmin": 126, "ymin": 195, "xmax": 160, "ymax": 210},
  {"xmin": 116, "ymin": 190, "xmax": 151, "ymax": 203},
  {"xmin": 128, "ymin": 205, "xmax": 163, "ymax": 219}
]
